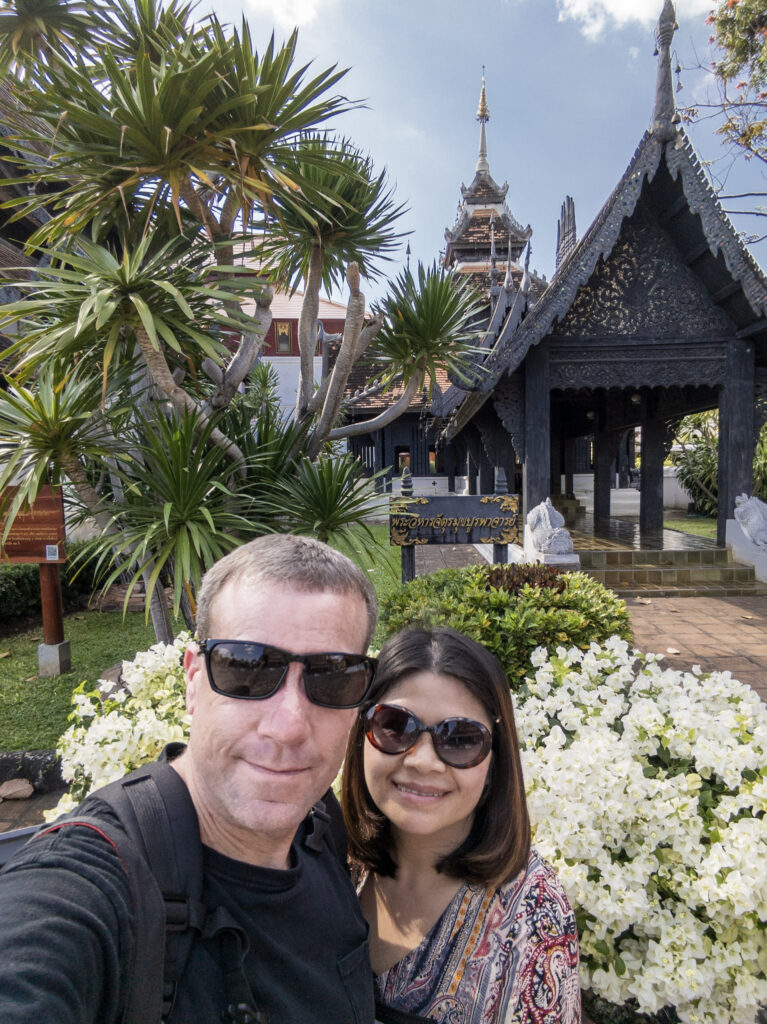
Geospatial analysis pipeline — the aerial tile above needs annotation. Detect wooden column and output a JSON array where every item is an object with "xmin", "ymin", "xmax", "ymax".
[
  {"xmin": 479, "ymin": 450, "xmax": 494, "ymax": 494},
  {"xmin": 445, "ymin": 443, "xmax": 456, "ymax": 493},
  {"xmin": 466, "ymin": 449, "xmax": 478, "ymax": 495},
  {"xmin": 523, "ymin": 344, "xmax": 550, "ymax": 515},
  {"xmin": 639, "ymin": 413, "xmax": 664, "ymax": 538},
  {"xmin": 593, "ymin": 431, "xmax": 615, "ymax": 525},
  {"xmin": 39, "ymin": 563, "xmax": 64, "ymax": 645},
  {"xmin": 718, "ymin": 338, "xmax": 755, "ymax": 545},
  {"xmin": 549, "ymin": 432, "xmax": 562, "ymax": 496},
  {"xmin": 373, "ymin": 431, "xmax": 384, "ymax": 493},
  {"xmin": 564, "ymin": 437, "xmax": 576, "ymax": 498}
]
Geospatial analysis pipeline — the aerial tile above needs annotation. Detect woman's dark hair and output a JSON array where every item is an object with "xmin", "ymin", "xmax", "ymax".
[{"xmin": 341, "ymin": 627, "xmax": 531, "ymax": 888}]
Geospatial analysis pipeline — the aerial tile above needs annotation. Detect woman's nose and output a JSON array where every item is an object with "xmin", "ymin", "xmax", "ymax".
[{"xmin": 402, "ymin": 732, "xmax": 446, "ymax": 772}]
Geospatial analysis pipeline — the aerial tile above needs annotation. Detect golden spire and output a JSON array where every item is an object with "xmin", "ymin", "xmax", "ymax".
[
  {"xmin": 476, "ymin": 67, "xmax": 490, "ymax": 174},
  {"xmin": 477, "ymin": 66, "xmax": 489, "ymax": 122}
]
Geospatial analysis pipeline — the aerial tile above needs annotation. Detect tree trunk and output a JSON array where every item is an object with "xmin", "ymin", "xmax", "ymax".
[{"xmin": 296, "ymin": 245, "xmax": 323, "ymax": 419}]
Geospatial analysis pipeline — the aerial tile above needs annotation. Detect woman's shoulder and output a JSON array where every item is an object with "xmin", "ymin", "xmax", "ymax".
[{"xmin": 494, "ymin": 848, "xmax": 575, "ymax": 920}]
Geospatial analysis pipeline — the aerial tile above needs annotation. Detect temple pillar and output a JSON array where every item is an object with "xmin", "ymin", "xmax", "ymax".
[
  {"xmin": 639, "ymin": 411, "xmax": 664, "ymax": 538},
  {"xmin": 593, "ymin": 430, "xmax": 615, "ymax": 525},
  {"xmin": 479, "ymin": 450, "xmax": 494, "ymax": 494},
  {"xmin": 564, "ymin": 437, "xmax": 576, "ymax": 498},
  {"xmin": 718, "ymin": 338, "xmax": 755, "ymax": 544},
  {"xmin": 523, "ymin": 345, "xmax": 550, "ymax": 514},
  {"xmin": 549, "ymin": 433, "xmax": 562, "ymax": 496},
  {"xmin": 373, "ymin": 431, "xmax": 384, "ymax": 493},
  {"xmin": 445, "ymin": 443, "xmax": 456, "ymax": 493},
  {"xmin": 466, "ymin": 448, "xmax": 477, "ymax": 495}
]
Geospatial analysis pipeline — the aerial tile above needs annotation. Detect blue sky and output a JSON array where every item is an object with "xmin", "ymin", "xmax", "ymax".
[{"xmin": 208, "ymin": 0, "xmax": 766, "ymax": 299}]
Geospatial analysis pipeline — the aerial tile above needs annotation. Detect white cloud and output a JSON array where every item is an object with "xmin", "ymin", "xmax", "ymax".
[
  {"xmin": 555, "ymin": 0, "xmax": 711, "ymax": 40},
  {"xmin": 244, "ymin": 0, "xmax": 339, "ymax": 30},
  {"xmin": 628, "ymin": 45, "xmax": 640, "ymax": 60}
]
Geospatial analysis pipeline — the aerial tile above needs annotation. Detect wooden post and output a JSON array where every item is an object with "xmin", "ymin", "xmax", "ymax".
[
  {"xmin": 400, "ymin": 468, "xmax": 416, "ymax": 583},
  {"xmin": 639, "ymin": 414, "xmax": 664, "ymax": 538},
  {"xmin": 718, "ymin": 338, "xmax": 755, "ymax": 545},
  {"xmin": 493, "ymin": 468, "xmax": 509, "ymax": 565},
  {"xmin": 523, "ymin": 344, "xmax": 550, "ymax": 516},
  {"xmin": 39, "ymin": 563, "xmax": 64, "ymax": 645},
  {"xmin": 593, "ymin": 431, "xmax": 614, "ymax": 525}
]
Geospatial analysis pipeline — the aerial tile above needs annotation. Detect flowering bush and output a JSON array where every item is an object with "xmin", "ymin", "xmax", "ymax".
[
  {"xmin": 516, "ymin": 638, "xmax": 767, "ymax": 1024},
  {"xmin": 46, "ymin": 634, "xmax": 190, "ymax": 819}
]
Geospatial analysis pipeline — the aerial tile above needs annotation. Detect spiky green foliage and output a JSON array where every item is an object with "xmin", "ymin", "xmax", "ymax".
[
  {"xmin": 257, "ymin": 135, "xmax": 407, "ymax": 294},
  {"xmin": 371, "ymin": 262, "xmax": 485, "ymax": 393}
]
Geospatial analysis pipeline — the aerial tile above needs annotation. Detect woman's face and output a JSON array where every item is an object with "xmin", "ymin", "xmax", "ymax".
[{"xmin": 363, "ymin": 670, "xmax": 493, "ymax": 853}]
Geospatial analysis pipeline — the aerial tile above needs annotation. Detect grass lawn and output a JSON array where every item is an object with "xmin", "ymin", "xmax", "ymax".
[
  {"xmin": 0, "ymin": 524, "xmax": 403, "ymax": 752},
  {"xmin": 0, "ymin": 612, "xmax": 169, "ymax": 750},
  {"xmin": 663, "ymin": 515, "xmax": 717, "ymax": 540}
]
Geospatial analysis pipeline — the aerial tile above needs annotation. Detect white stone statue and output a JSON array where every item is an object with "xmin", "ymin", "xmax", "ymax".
[
  {"xmin": 734, "ymin": 493, "xmax": 767, "ymax": 551},
  {"xmin": 526, "ymin": 498, "xmax": 575, "ymax": 555}
]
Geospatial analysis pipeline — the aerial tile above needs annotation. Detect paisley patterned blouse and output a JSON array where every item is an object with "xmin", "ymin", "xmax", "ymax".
[{"xmin": 374, "ymin": 850, "xmax": 581, "ymax": 1024}]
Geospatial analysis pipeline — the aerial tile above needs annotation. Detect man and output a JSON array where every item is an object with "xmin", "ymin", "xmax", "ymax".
[{"xmin": 0, "ymin": 534, "xmax": 378, "ymax": 1024}]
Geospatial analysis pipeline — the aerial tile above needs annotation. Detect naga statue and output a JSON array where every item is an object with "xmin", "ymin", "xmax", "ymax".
[
  {"xmin": 526, "ymin": 498, "xmax": 575, "ymax": 555},
  {"xmin": 734, "ymin": 494, "xmax": 767, "ymax": 551}
]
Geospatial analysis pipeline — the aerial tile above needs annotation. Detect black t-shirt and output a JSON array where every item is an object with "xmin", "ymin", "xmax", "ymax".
[{"xmin": 0, "ymin": 801, "xmax": 374, "ymax": 1024}]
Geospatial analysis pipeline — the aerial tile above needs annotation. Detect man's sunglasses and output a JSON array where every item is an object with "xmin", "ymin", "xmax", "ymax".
[
  {"xmin": 199, "ymin": 639, "xmax": 377, "ymax": 709},
  {"xmin": 364, "ymin": 703, "xmax": 493, "ymax": 769}
]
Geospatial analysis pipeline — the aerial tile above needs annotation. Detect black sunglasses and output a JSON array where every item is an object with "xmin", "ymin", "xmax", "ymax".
[
  {"xmin": 364, "ymin": 703, "xmax": 493, "ymax": 769},
  {"xmin": 199, "ymin": 639, "xmax": 377, "ymax": 709}
]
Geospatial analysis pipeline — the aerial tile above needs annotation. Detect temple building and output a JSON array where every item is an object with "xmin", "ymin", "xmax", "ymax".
[{"xmin": 350, "ymin": 0, "xmax": 767, "ymax": 568}]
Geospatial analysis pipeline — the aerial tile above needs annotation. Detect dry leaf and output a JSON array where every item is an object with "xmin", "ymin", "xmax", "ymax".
[
  {"xmin": 636, "ymin": 598, "xmax": 652, "ymax": 605},
  {"xmin": 25, "ymin": 675, "xmax": 37, "ymax": 682},
  {"xmin": 667, "ymin": 647, "xmax": 681, "ymax": 655},
  {"xmin": 742, "ymin": 614, "xmax": 755, "ymax": 620},
  {"xmin": 0, "ymin": 650, "xmax": 10, "ymax": 659}
]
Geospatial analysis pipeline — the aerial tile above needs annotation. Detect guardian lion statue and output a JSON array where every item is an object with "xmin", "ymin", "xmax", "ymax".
[
  {"xmin": 526, "ymin": 498, "xmax": 574, "ymax": 555},
  {"xmin": 734, "ymin": 493, "xmax": 767, "ymax": 551}
]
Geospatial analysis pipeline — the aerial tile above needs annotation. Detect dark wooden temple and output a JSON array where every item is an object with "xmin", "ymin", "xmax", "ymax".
[{"xmin": 349, "ymin": 0, "xmax": 767, "ymax": 547}]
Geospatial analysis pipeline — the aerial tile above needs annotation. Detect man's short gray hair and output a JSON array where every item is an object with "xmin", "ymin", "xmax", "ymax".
[{"xmin": 195, "ymin": 534, "xmax": 378, "ymax": 647}]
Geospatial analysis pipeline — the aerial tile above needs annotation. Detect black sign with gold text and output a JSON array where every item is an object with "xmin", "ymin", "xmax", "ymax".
[{"xmin": 389, "ymin": 494, "xmax": 520, "ymax": 547}]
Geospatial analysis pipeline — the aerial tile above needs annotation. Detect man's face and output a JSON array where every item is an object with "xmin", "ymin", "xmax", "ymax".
[{"xmin": 181, "ymin": 578, "xmax": 369, "ymax": 866}]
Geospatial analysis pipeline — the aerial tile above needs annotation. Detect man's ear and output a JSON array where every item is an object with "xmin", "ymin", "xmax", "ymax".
[{"xmin": 184, "ymin": 645, "xmax": 202, "ymax": 715}]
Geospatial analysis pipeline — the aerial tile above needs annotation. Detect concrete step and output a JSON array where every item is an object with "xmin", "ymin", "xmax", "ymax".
[
  {"xmin": 578, "ymin": 547, "xmax": 732, "ymax": 569},
  {"xmin": 586, "ymin": 565, "xmax": 756, "ymax": 586},
  {"xmin": 603, "ymin": 581, "xmax": 767, "ymax": 598}
]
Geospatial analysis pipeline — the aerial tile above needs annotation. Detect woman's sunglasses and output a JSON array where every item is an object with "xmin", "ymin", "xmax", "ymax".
[
  {"xmin": 199, "ymin": 639, "xmax": 377, "ymax": 709},
  {"xmin": 364, "ymin": 703, "xmax": 493, "ymax": 769}
]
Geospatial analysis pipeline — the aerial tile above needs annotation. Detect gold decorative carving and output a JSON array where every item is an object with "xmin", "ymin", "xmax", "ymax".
[{"xmin": 480, "ymin": 495, "xmax": 519, "ymax": 513}]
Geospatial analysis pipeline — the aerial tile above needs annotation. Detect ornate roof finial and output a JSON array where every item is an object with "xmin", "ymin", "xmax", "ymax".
[
  {"xmin": 652, "ymin": 0, "xmax": 680, "ymax": 142},
  {"xmin": 521, "ymin": 242, "xmax": 531, "ymax": 296},
  {"xmin": 555, "ymin": 196, "xmax": 577, "ymax": 270},
  {"xmin": 503, "ymin": 236, "xmax": 513, "ymax": 291},
  {"xmin": 476, "ymin": 67, "xmax": 490, "ymax": 174}
]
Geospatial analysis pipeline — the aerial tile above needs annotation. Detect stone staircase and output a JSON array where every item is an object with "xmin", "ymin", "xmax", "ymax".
[
  {"xmin": 551, "ymin": 494, "xmax": 587, "ymax": 525},
  {"xmin": 578, "ymin": 546, "xmax": 767, "ymax": 598}
]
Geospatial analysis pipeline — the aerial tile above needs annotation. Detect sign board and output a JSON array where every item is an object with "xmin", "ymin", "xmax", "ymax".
[
  {"xmin": 389, "ymin": 494, "xmax": 521, "ymax": 547},
  {"xmin": 0, "ymin": 486, "xmax": 66, "ymax": 563}
]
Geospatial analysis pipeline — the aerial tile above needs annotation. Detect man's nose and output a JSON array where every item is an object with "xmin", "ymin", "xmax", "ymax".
[
  {"xmin": 402, "ymin": 732, "xmax": 446, "ymax": 773},
  {"xmin": 258, "ymin": 663, "xmax": 313, "ymax": 741}
]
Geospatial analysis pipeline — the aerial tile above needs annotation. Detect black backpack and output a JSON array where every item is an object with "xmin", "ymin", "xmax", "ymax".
[{"xmin": 24, "ymin": 744, "xmax": 346, "ymax": 1024}]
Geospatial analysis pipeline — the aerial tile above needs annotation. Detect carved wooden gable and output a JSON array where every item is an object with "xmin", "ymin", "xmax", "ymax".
[{"xmin": 551, "ymin": 204, "xmax": 733, "ymax": 340}]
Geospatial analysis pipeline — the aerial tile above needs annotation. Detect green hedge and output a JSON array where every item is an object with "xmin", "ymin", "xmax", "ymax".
[
  {"xmin": 0, "ymin": 543, "xmax": 99, "ymax": 624},
  {"xmin": 378, "ymin": 563, "xmax": 632, "ymax": 687}
]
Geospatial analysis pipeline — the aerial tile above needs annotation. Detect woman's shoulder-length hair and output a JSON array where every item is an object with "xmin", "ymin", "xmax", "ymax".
[{"xmin": 341, "ymin": 626, "xmax": 531, "ymax": 889}]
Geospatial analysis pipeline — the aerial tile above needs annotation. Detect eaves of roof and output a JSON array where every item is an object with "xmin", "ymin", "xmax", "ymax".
[{"xmin": 482, "ymin": 128, "xmax": 767, "ymax": 383}]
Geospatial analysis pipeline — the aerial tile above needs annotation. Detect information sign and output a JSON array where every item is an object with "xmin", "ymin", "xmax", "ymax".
[
  {"xmin": 0, "ymin": 486, "xmax": 66, "ymax": 563},
  {"xmin": 389, "ymin": 494, "xmax": 521, "ymax": 547}
]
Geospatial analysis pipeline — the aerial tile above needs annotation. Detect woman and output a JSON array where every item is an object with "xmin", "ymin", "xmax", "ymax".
[{"xmin": 342, "ymin": 627, "xmax": 580, "ymax": 1024}]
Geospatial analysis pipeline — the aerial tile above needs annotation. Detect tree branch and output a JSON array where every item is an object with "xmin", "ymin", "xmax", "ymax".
[{"xmin": 327, "ymin": 371, "xmax": 424, "ymax": 440}]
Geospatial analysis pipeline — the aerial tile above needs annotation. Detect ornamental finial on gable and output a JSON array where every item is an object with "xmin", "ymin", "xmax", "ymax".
[
  {"xmin": 652, "ymin": 0, "xmax": 680, "ymax": 142},
  {"xmin": 476, "ymin": 67, "xmax": 491, "ymax": 173}
]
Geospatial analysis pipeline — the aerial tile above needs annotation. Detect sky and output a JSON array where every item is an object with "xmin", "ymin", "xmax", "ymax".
[{"xmin": 204, "ymin": 0, "xmax": 766, "ymax": 300}]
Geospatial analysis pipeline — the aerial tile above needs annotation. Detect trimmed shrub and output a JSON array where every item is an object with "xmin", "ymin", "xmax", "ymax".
[
  {"xmin": 378, "ymin": 564, "xmax": 632, "ymax": 686},
  {"xmin": 0, "ymin": 542, "xmax": 99, "ymax": 624}
]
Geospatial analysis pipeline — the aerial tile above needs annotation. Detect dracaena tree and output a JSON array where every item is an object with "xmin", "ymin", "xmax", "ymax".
[{"xmin": 0, "ymin": 0, "xmax": 482, "ymax": 641}]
